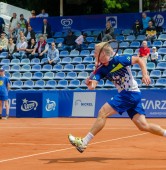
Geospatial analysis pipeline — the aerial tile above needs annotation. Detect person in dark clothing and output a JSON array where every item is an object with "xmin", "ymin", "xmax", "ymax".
[
  {"xmin": 24, "ymin": 25, "xmax": 36, "ymax": 43},
  {"xmin": 42, "ymin": 19, "xmax": 52, "ymax": 38},
  {"xmin": 133, "ymin": 20, "xmax": 141, "ymax": 36}
]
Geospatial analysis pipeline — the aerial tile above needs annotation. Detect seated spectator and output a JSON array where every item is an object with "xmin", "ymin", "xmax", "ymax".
[
  {"xmin": 7, "ymin": 38, "xmax": 17, "ymax": 60},
  {"xmin": 42, "ymin": 19, "xmax": 52, "ymax": 38},
  {"xmin": 24, "ymin": 25, "xmax": 36, "ymax": 43},
  {"xmin": 133, "ymin": 20, "xmax": 141, "ymax": 36},
  {"xmin": 31, "ymin": 35, "xmax": 49, "ymax": 60},
  {"xmin": 8, "ymin": 13, "xmax": 19, "ymax": 38},
  {"xmin": 18, "ymin": 14, "xmax": 28, "ymax": 33},
  {"xmin": 75, "ymin": 33, "xmax": 87, "ymax": 51},
  {"xmin": 13, "ymin": 23, "xmax": 24, "ymax": 42},
  {"xmin": 36, "ymin": 9, "xmax": 49, "ymax": 18},
  {"xmin": 13, "ymin": 36, "xmax": 28, "ymax": 60},
  {"xmin": 97, "ymin": 20, "xmax": 114, "ymax": 42},
  {"xmin": 145, "ymin": 21, "xmax": 157, "ymax": 42},
  {"xmin": 25, "ymin": 38, "xmax": 36, "ymax": 58},
  {"xmin": 16, "ymin": 31, "xmax": 26, "ymax": 44},
  {"xmin": 64, "ymin": 30, "xmax": 76, "ymax": 51},
  {"xmin": 42, "ymin": 42, "xmax": 59, "ymax": 65},
  {"xmin": 150, "ymin": 46, "xmax": 158, "ymax": 66},
  {"xmin": 140, "ymin": 12, "xmax": 152, "ymax": 34},
  {"xmin": 0, "ymin": 17, "xmax": 5, "ymax": 34},
  {"xmin": 28, "ymin": 10, "xmax": 36, "ymax": 24},
  {"xmin": 0, "ymin": 33, "xmax": 8, "ymax": 53},
  {"xmin": 137, "ymin": 40, "xmax": 150, "ymax": 64}
]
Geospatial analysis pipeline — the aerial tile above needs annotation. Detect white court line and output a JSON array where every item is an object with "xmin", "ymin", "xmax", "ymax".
[
  {"xmin": 0, "ymin": 143, "xmax": 70, "ymax": 146},
  {"xmin": 0, "ymin": 132, "xmax": 147, "ymax": 163}
]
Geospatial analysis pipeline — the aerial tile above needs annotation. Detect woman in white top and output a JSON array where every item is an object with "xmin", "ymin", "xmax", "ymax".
[{"xmin": 150, "ymin": 46, "xmax": 158, "ymax": 66}]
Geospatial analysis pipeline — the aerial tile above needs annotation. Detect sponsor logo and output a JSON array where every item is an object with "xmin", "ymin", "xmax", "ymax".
[
  {"xmin": 21, "ymin": 98, "xmax": 38, "ymax": 112},
  {"xmin": 45, "ymin": 98, "xmax": 56, "ymax": 111},
  {"xmin": 153, "ymin": 14, "xmax": 164, "ymax": 27},
  {"xmin": 106, "ymin": 16, "xmax": 117, "ymax": 28},
  {"xmin": 142, "ymin": 99, "xmax": 166, "ymax": 110},
  {"xmin": 75, "ymin": 99, "xmax": 93, "ymax": 107},
  {"xmin": 61, "ymin": 19, "xmax": 73, "ymax": 28}
]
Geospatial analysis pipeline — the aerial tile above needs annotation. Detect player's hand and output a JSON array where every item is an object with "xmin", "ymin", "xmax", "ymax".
[
  {"xmin": 87, "ymin": 80, "xmax": 98, "ymax": 90},
  {"xmin": 142, "ymin": 75, "xmax": 151, "ymax": 86}
]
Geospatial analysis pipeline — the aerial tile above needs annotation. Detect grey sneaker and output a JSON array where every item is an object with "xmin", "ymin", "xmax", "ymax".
[{"xmin": 68, "ymin": 134, "xmax": 87, "ymax": 153}]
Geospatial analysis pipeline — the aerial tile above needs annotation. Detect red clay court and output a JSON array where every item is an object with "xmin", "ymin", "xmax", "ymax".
[{"xmin": 0, "ymin": 118, "xmax": 166, "ymax": 170}]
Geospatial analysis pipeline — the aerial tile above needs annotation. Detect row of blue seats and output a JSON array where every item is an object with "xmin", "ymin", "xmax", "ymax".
[{"xmin": 10, "ymin": 78, "xmax": 166, "ymax": 90}]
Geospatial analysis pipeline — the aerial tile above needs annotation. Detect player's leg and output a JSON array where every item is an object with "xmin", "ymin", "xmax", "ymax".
[
  {"xmin": 132, "ymin": 113, "xmax": 166, "ymax": 136},
  {"xmin": 4, "ymin": 100, "xmax": 9, "ymax": 119},
  {"xmin": 0, "ymin": 100, "xmax": 2, "ymax": 119}
]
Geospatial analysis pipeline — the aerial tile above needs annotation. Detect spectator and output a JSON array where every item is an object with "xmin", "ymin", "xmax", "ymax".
[
  {"xmin": 0, "ymin": 68, "xmax": 10, "ymax": 119},
  {"xmin": 97, "ymin": 20, "xmax": 114, "ymax": 41},
  {"xmin": 64, "ymin": 30, "xmax": 77, "ymax": 51},
  {"xmin": 13, "ymin": 36, "xmax": 28, "ymax": 60},
  {"xmin": 0, "ymin": 33, "xmax": 8, "ymax": 53},
  {"xmin": 42, "ymin": 19, "xmax": 52, "ymax": 38},
  {"xmin": 36, "ymin": 9, "xmax": 49, "ymax": 18},
  {"xmin": 145, "ymin": 21, "xmax": 157, "ymax": 42},
  {"xmin": 13, "ymin": 23, "xmax": 24, "ymax": 42},
  {"xmin": 25, "ymin": 38, "xmax": 36, "ymax": 58},
  {"xmin": 28, "ymin": 10, "xmax": 36, "ymax": 24},
  {"xmin": 24, "ymin": 25, "xmax": 36, "ymax": 43},
  {"xmin": 140, "ymin": 12, "xmax": 151, "ymax": 34},
  {"xmin": 133, "ymin": 20, "xmax": 141, "ymax": 36},
  {"xmin": 42, "ymin": 42, "xmax": 59, "ymax": 65},
  {"xmin": 0, "ymin": 17, "xmax": 5, "ymax": 34},
  {"xmin": 7, "ymin": 38, "xmax": 17, "ymax": 60},
  {"xmin": 16, "ymin": 31, "xmax": 26, "ymax": 44},
  {"xmin": 150, "ymin": 46, "xmax": 158, "ymax": 66},
  {"xmin": 75, "ymin": 33, "xmax": 87, "ymax": 51},
  {"xmin": 18, "ymin": 14, "xmax": 28, "ymax": 33},
  {"xmin": 31, "ymin": 35, "xmax": 49, "ymax": 60},
  {"xmin": 8, "ymin": 13, "xmax": 19, "ymax": 38},
  {"xmin": 137, "ymin": 41, "xmax": 150, "ymax": 64}
]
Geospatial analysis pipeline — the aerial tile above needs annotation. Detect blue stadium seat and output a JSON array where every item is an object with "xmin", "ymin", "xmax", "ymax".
[
  {"xmin": 74, "ymin": 64, "xmax": 85, "ymax": 72},
  {"xmin": 79, "ymin": 80, "xmax": 87, "ymax": 89},
  {"xmin": 57, "ymin": 79, "xmax": 68, "ymax": 89},
  {"xmin": 116, "ymin": 35, "xmax": 125, "ymax": 41},
  {"xmin": 136, "ymin": 35, "xmax": 146, "ymax": 41},
  {"xmin": 34, "ymin": 80, "xmax": 45, "ymax": 89},
  {"xmin": 72, "ymin": 57, "xmax": 82, "ymax": 64},
  {"xmin": 86, "ymin": 63, "xmax": 95, "ymax": 72},
  {"xmin": 131, "ymin": 71, "xmax": 137, "ymax": 78},
  {"xmin": 158, "ymin": 55, "xmax": 163, "ymax": 62},
  {"xmin": 23, "ymin": 80, "xmax": 34, "ymax": 89},
  {"xmin": 90, "ymin": 50, "xmax": 95, "ymax": 56},
  {"xmin": 53, "ymin": 32, "xmax": 63, "ymax": 38},
  {"xmin": 88, "ymin": 43, "xmax": 95, "ymax": 49},
  {"xmin": 74, "ymin": 31, "xmax": 81, "ymax": 36},
  {"xmin": 163, "ymin": 41, "xmax": 166, "ymax": 47},
  {"xmin": 60, "ymin": 50, "xmax": 69, "ymax": 57},
  {"xmin": 10, "ymin": 59, "xmax": 20, "ymax": 65},
  {"xmin": 21, "ymin": 72, "xmax": 32, "ymax": 80},
  {"xmin": 32, "ymin": 71, "xmax": 43, "ymax": 80},
  {"xmin": 5, "ymin": 72, "xmax": 11, "ymax": 78},
  {"xmin": 119, "ymin": 41, "xmax": 130, "ymax": 48},
  {"xmin": 146, "ymin": 62, "xmax": 155, "ymax": 70},
  {"xmin": 45, "ymin": 80, "xmax": 57, "ymax": 89},
  {"xmin": 31, "ymin": 58, "xmax": 40, "ymax": 65},
  {"xmin": 114, "ymin": 28, "xmax": 122, "ymax": 35},
  {"xmin": 66, "ymin": 72, "xmax": 77, "ymax": 80},
  {"xmin": 156, "ymin": 62, "xmax": 166, "ymax": 70},
  {"xmin": 63, "ymin": 64, "xmax": 74, "ymax": 72},
  {"xmin": 83, "ymin": 30, "xmax": 92, "ymax": 36},
  {"xmin": 92, "ymin": 30, "xmax": 101, "ymax": 36},
  {"xmin": 79, "ymin": 50, "xmax": 90, "ymax": 56},
  {"xmin": 31, "ymin": 64, "xmax": 41, "ymax": 72},
  {"xmin": 10, "ymin": 72, "xmax": 21, "ymax": 80},
  {"xmin": 147, "ymin": 41, "xmax": 152, "ymax": 47},
  {"xmin": 68, "ymin": 80, "xmax": 80, "ymax": 89},
  {"xmin": 42, "ymin": 64, "xmax": 52, "ymax": 71},
  {"xmin": 96, "ymin": 79, "xmax": 104, "ymax": 88},
  {"xmin": 122, "ymin": 29, "xmax": 133, "ymax": 36},
  {"xmin": 61, "ymin": 57, "xmax": 72, "ymax": 64},
  {"xmin": 10, "ymin": 65, "xmax": 21, "ymax": 72},
  {"xmin": 162, "ymin": 70, "xmax": 166, "ymax": 78},
  {"xmin": 1, "ymin": 59, "xmax": 10, "ymax": 65},
  {"xmin": 86, "ymin": 37, "xmax": 95, "ymax": 43},
  {"xmin": 158, "ymin": 48, "xmax": 166, "ymax": 55},
  {"xmin": 82, "ymin": 56, "xmax": 93, "ymax": 64},
  {"xmin": 134, "ymin": 49, "xmax": 139, "ymax": 55},
  {"xmin": 70, "ymin": 50, "xmax": 79, "ymax": 56},
  {"xmin": 52, "ymin": 64, "xmax": 63, "ymax": 72},
  {"xmin": 155, "ymin": 78, "xmax": 166, "ymax": 87},
  {"xmin": 43, "ymin": 71, "xmax": 54, "ymax": 80},
  {"xmin": 152, "ymin": 40, "xmax": 163, "ymax": 48},
  {"xmin": 150, "ymin": 70, "xmax": 161, "ymax": 79},
  {"xmin": 132, "ymin": 64, "xmax": 141, "ymax": 71},
  {"xmin": 130, "ymin": 41, "xmax": 140, "ymax": 48},
  {"xmin": 0, "ymin": 52, "xmax": 8, "ymax": 58},
  {"xmin": 123, "ymin": 49, "xmax": 133, "ymax": 55},
  {"xmin": 20, "ymin": 58, "xmax": 30, "ymax": 65},
  {"xmin": 54, "ymin": 72, "xmax": 65, "ymax": 80},
  {"xmin": 46, "ymin": 38, "xmax": 55, "ymax": 44},
  {"xmin": 137, "ymin": 71, "xmax": 143, "ymax": 78},
  {"xmin": 115, "ymin": 49, "xmax": 123, "ymax": 55},
  {"xmin": 55, "ymin": 37, "xmax": 64, "ymax": 44},
  {"xmin": 125, "ymin": 35, "xmax": 136, "ymax": 42},
  {"xmin": 104, "ymin": 80, "xmax": 114, "ymax": 88},
  {"xmin": 12, "ymin": 80, "xmax": 23, "ymax": 89},
  {"xmin": 135, "ymin": 79, "xmax": 142, "ymax": 87},
  {"xmin": 77, "ymin": 72, "xmax": 89, "ymax": 80},
  {"xmin": 21, "ymin": 64, "xmax": 31, "ymax": 72},
  {"xmin": 40, "ymin": 58, "xmax": 48, "ymax": 64},
  {"xmin": 2, "ymin": 65, "xmax": 10, "ymax": 71},
  {"xmin": 158, "ymin": 34, "xmax": 166, "ymax": 41}
]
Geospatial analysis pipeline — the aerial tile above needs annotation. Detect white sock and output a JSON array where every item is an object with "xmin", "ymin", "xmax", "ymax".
[
  {"xmin": 82, "ymin": 132, "xmax": 94, "ymax": 145},
  {"xmin": 163, "ymin": 130, "xmax": 166, "ymax": 137}
]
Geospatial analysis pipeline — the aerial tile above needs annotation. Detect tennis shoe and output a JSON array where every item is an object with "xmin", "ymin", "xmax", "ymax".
[{"xmin": 68, "ymin": 134, "xmax": 87, "ymax": 153}]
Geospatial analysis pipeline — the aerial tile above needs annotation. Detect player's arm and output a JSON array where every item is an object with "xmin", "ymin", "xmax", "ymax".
[{"xmin": 132, "ymin": 56, "xmax": 151, "ymax": 85}]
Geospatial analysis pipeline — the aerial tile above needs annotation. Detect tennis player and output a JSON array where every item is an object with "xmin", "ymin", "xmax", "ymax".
[
  {"xmin": 0, "ymin": 68, "xmax": 10, "ymax": 119},
  {"xmin": 68, "ymin": 41, "xmax": 166, "ymax": 153}
]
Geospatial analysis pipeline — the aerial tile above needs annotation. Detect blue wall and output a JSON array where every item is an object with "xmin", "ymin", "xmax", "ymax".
[{"xmin": 30, "ymin": 12, "xmax": 165, "ymax": 32}]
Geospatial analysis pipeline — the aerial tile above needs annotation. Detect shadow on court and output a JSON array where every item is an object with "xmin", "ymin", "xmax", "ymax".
[{"xmin": 40, "ymin": 157, "xmax": 166, "ymax": 164}]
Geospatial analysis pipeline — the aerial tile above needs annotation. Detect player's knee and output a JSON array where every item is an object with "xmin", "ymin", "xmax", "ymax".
[
  {"xmin": 98, "ymin": 109, "xmax": 107, "ymax": 119},
  {"xmin": 136, "ymin": 121, "xmax": 149, "ymax": 132}
]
